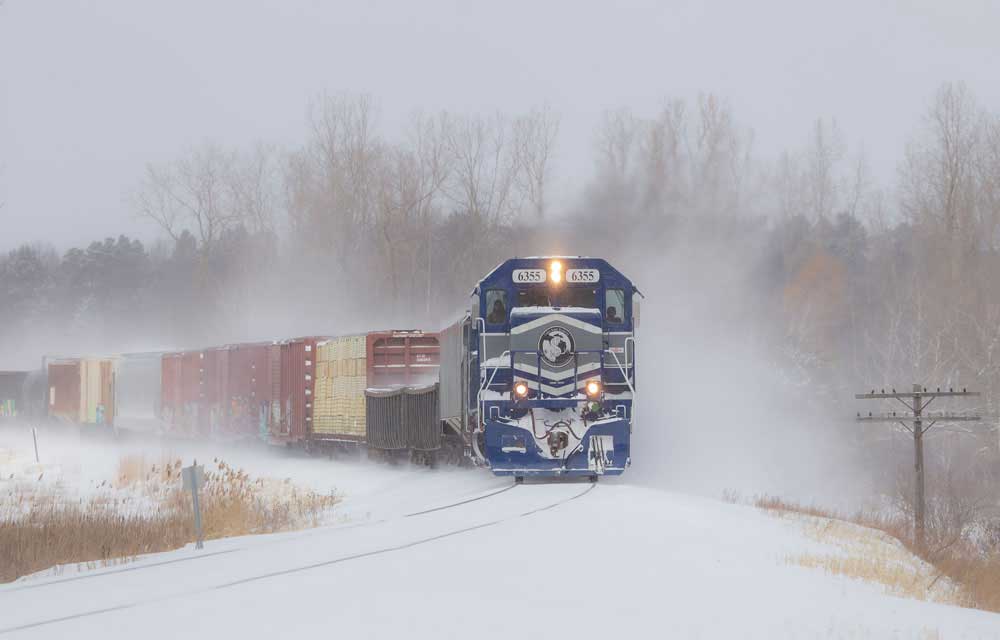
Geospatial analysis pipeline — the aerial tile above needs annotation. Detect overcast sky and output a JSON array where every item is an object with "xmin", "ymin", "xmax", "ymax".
[{"xmin": 2, "ymin": 0, "xmax": 999, "ymax": 252}]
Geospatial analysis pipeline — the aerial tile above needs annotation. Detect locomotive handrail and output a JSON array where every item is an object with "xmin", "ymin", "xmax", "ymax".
[
  {"xmin": 605, "ymin": 347, "xmax": 635, "ymax": 397},
  {"xmin": 625, "ymin": 336, "xmax": 635, "ymax": 386},
  {"xmin": 478, "ymin": 349, "xmax": 510, "ymax": 428},
  {"xmin": 476, "ymin": 316, "xmax": 487, "ymax": 387}
]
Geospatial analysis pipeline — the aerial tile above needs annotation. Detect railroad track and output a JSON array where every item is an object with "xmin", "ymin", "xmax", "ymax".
[
  {"xmin": 2, "ymin": 483, "xmax": 518, "ymax": 594},
  {"xmin": 0, "ymin": 482, "xmax": 595, "ymax": 635}
]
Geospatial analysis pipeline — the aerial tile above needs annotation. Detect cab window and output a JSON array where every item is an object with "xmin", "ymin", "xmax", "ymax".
[
  {"xmin": 606, "ymin": 289, "xmax": 625, "ymax": 324},
  {"xmin": 515, "ymin": 288, "xmax": 550, "ymax": 308},
  {"xmin": 560, "ymin": 287, "xmax": 598, "ymax": 309},
  {"xmin": 485, "ymin": 290, "xmax": 508, "ymax": 324}
]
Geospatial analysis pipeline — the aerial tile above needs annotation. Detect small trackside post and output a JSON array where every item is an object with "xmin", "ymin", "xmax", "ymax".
[{"xmin": 182, "ymin": 461, "xmax": 206, "ymax": 550}]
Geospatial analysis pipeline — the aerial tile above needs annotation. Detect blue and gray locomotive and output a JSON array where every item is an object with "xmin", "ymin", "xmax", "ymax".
[{"xmin": 439, "ymin": 257, "xmax": 638, "ymax": 479}]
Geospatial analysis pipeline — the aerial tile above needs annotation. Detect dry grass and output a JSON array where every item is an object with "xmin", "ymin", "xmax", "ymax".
[
  {"xmin": 1, "ymin": 455, "xmax": 338, "ymax": 583},
  {"xmin": 752, "ymin": 494, "xmax": 1000, "ymax": 613},
  {"xmin": 787, "ymin": 520, "xmax": 967, "ymax": 606},
  {"xmin": 934, "ymin": 552, "xmax": 1000, "ymax": 613}
]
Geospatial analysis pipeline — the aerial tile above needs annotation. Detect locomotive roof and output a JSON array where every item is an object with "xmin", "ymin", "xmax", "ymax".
[{"xmin": 476, "ymin": 256, "xmax": 637, "ymax": 293}]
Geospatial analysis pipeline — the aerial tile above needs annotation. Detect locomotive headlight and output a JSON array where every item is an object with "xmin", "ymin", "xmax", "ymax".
[
  {"xmin": 586, "ymin": 380, "xmax": 601, "ymax": 397},
  {"xmin": 514, "ymin": 382, "xmax": 529, "ymax": 397},
  {"xmin": 550, "ymin": 260, "xmax": 563, "ymax": 284}
]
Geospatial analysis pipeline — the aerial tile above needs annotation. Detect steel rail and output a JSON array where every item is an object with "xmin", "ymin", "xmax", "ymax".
[
  {"xmin": 1, "ymin": 484, "xmax": 518, "ymax": 594},
  {"xmin": 0, "ymin": 483, "xmax": 596, "ymax": 635}
]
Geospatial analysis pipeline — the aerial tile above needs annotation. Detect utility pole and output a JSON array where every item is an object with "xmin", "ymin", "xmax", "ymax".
[{"xmin": 856, "ymin": 384, "xmax": 981, "ymax": 551}]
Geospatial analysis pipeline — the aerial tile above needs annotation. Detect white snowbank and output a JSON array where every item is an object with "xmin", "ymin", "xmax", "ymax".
[{"xmin": 2, "ymin": 449, "xmax": 997, "ymax": 638}]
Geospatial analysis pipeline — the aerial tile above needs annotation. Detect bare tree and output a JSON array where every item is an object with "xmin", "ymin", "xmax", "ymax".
[
  {"xmin": 899, "ymin": 82, "xmax": 982, "ymax": 238},
  {"xmin": 591, "ymin": 96, "xmax": 757, "ymax": 218},
  {"xmin": 804, "ymin": 118, "xmax": 847, "ymax": 220},
  {"xmin": 514, "ymin": 107, "xmax": 560, "ymax": 219},
  {"xmin": 286, "ymin": 94, "xmax": 381, "ymax": 260},
  {"xmin": 975, "ymin": 113, "xmax": 1000, "ymax": 251},
  {"xmin": 637, "ymin": 99, "xmax": 687, "ymax": 214},
  {"xmin": 692, "ymin": 94, "xmax": 736, "ymax": 212},
  {"xmin": 443, "ymin": 112, "xmax": 523, "ymax": 225},
  {"xmin": 843, "ymin": 150, "xmax": 873, "ymax": 220},
  {"xmin": 372, "ymin": 112, "xmax": 451, "ymax": 313},
  {"xmin": 405, "ymin": 112, "xmax": 452, "ymax": 316},
  {"xmin": 772, "ymin": 149, "xmax": 807, "ymax": 220},
  {"xmin": 595, "ymin": 108, "xmax": 636, "ymax": 183},
  {"xmin": 230, "ymin": 143, "xmax": 280, "ymax": 236},
  {"xmin": 133, "ymin": 143, "xmax": 242, "ymax": 256}
]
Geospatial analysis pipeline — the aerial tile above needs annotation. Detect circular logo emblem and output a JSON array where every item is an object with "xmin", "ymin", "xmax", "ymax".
[{"xmin": 539, "ymin": 326, "xmax": 575, "ymax": 368}]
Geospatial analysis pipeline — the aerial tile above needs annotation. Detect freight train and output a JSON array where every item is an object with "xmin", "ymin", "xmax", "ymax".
[
  {"xmin": 40, "ymin": 332, "xmax": 450, "ymax": 459},
  {"xmin": 1, "ymin": 257, "xmax": 639, "ymax": 479}
]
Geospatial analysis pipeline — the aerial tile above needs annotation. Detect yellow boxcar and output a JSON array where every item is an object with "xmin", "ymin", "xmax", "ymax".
[{"xmin": 312, "ymin": 335, "xmax": 367, "ymax": 439}]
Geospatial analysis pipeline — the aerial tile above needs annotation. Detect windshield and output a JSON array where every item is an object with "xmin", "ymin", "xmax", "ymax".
[
  {"xmin": 513, "ymin": 287, "xmax": 598, "ymax": 309},
  {"xmin": 560, "ymin": 287, "xmax": 598, "ymax": 309},
  {"xmin": 516, "ymin": 288, "xmax": 550, "ymax": 307}
]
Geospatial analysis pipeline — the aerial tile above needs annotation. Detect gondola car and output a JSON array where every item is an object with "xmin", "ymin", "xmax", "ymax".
[{"xmin": 439, "ymin": 257, "xmax": 639, "ymax": 479}]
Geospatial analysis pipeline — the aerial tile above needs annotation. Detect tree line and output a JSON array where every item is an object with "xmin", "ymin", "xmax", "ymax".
[{"xmin": 2, "ymin": 83, "xmax": 999, "ymax": 540}]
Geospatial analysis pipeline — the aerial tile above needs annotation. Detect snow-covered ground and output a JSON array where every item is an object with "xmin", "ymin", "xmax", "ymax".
[{"xmin": 1, "ymin": 427, "xmax": 999, "ymax": 639}]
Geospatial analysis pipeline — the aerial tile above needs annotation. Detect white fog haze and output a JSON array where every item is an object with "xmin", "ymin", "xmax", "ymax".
[
  {"xmin": 4, "ymin": 1, "xmax": 1000, "ymax": 249},
  {"xmin": 3, "ymin": 1, "xmax": 1000, "ymax": 636}
]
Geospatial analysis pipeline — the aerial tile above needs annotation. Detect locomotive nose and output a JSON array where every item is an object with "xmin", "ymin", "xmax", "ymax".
[{"xmin": 508, "ymin": 307, "xmax": 603, "ymax": 398}]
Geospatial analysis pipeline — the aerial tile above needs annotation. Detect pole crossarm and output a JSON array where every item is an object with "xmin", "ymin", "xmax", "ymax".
[
  {"xmin": 855, "ymin": 390, "xmax": 980, "ymax": 400},
  {"xmin": 856, "ymin": 414, "xmax": 982, "ymax": 423}
]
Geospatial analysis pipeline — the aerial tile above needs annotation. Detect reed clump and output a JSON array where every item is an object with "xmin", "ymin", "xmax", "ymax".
[
  {"xmin": 753, "ymin": 494, "xmax": 999, "ymax": 613},
  {"xmin": 1, "ymin": 455, "xmax": 338, "ymax": 583}
]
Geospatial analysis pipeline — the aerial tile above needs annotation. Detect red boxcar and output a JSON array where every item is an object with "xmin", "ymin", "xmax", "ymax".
[
  {"xmin": 274, "ymin": 336, "xmax": 323, "ymax": 445},
  {"xmin": 366, "ymin": 331, "xmax": 441, "ymax": 388},
  {"xmin": 160, "ymin": 350, "xmax": 205, "ymax": 436},
  {"xmin": 47, "ymin": 359, "xmax": 81, "ymax": 422},
  {"xmin": 46, "ymin": 357, "xmax": 116, "ymax": 426},
  {"xmin": 160, "ymin": 353, "xmax": 183, "ymax": 430},
  {"xmin": 221, "ymin": 342, "xmax": 274, "ymax": 440},
  {"xmin": 199, "ymin": 347, "xmax": 222, "ymax": 436}
]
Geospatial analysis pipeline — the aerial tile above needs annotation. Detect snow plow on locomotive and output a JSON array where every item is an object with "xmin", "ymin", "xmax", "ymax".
[{"xmin": 440, "ymin": 257, "xmax": 638, "ymax": 479}]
